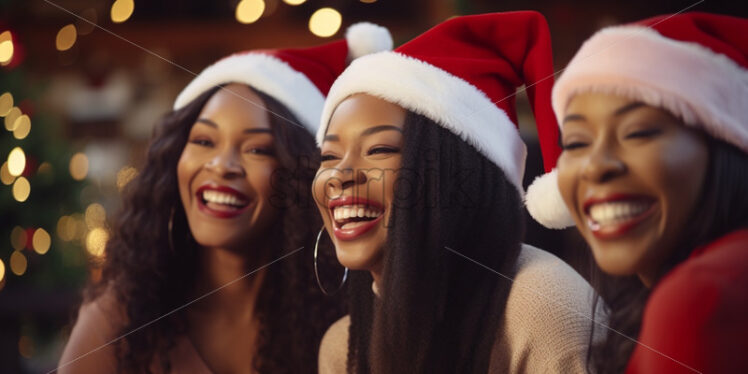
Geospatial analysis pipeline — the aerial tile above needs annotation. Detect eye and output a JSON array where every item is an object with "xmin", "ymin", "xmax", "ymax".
[
  {"xmin": 320, "ymin": 154, "xmax": 339, "ymax": 162},
  {"xmin": 245, "ymin": 147, "xmax": 274, "ymax": 156},
  {"xmin": 190, "ymin": 138, "xmax": 213, "ymax": 147},
  {"xmin": 625, "ymin": 128, "xmax": 662, "ymax": 139},
  {"xmin": 367, "ymin": 146, "xmax": 400, "ymax": 156},
  {"xmin": 561, "ymin": 141, "xmax": 588, "ymax": 151}
]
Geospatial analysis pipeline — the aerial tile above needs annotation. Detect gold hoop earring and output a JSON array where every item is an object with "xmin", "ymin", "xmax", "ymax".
[{"xmin": 314, "ymin": 226, "xmax": 348, "ymax": 295}]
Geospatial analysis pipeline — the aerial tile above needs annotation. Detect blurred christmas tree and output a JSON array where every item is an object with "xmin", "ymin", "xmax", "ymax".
[{"xmin": 1, "ymin": 24, "xmax": 94, "ymax": 373}]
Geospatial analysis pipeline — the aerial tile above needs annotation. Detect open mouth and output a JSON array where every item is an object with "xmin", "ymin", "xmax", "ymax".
[
  {"xmin": 583, "ymin": 195, "xmax": 656, "ymax": 238},
  {"xmin": 328, "ymin": 197, "xmax": 385, "ymax": 241},
  {"xmin": 196, "ymin": 185, "xmax": 251, "ymax": 218}
]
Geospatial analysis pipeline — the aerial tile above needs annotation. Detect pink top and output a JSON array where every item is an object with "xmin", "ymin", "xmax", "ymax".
[{"xmin": 58, "ymin": 290, "xmax": 212, "ymax": 374}]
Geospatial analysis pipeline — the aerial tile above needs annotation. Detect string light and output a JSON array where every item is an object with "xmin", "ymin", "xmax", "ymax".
[
  {"xmin": 116, "ymin": 166, "xmax": 137, "ymax": 190},
  {"xmin": 12, "ymin": 176, "xmax": 30, "ymax": 202},
  {"xmin": 13, "ymin": 114, "xmax": 30, "ymax": 139},
  {"xmin": 0, "ymin": 258, "xmax": 5, "ymax": 283},
  {"xmin": 85, "ymin": 203, "xmax": 107, "ymax": 229},
  {"xmin": 55, "ymin": 24, "xmax": 77, "ymax": 52},
  {"xmin": 309, "ymin": 7, "xmax": 342, "ymax": 38},
  {"xmin": 32, "ymin": 229, "xmax": 51, "ymax": 255},
  {"xmin": 236, "ymin": 0, "xmax": 265, "ymax": 24},
  {"xmin": 283, "ymin": 0, "xmax": 306, "ymax": 5},
  {"xmin": 7, "ymin": 147, "xmax": 25, "ymax": 177},
  {"xmin": 69, "ymin": 152, "xmax": 89, "ymax": 180},
  {"xmin": 0, "ymin": 92, "xmax": 13, "ymax": 116},
  {"xmin": 10, "ymin": 250, "xmax": 27, "ymax": 276},
  {"xmin": 110, "ymin": 0, "xmax": 135, "ymax": 23},
  {"xmin": 0, "ymin": 31, "xmax": 13, "ymax": 65}
]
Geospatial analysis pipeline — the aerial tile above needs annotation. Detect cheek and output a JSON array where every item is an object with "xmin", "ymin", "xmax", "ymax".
[{"xmin": 248, "ymin": 162, "xmax": 278, "ymax": 199}]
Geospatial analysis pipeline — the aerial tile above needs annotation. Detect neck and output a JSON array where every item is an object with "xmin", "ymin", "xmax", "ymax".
[{"xmin": 192, "ymin": 244, "xmax": 271, "ymax": 319}]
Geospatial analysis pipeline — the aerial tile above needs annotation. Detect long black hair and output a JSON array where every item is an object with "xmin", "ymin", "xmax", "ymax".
[
  {"xmin": 588, "ymin": 136, "xmax": 748, "ymax": 373},
  {"xmin": 85, "ymin": 85, "xmax": 345, "ymax": 373},
  {"xmin": 346, "ymin": 111, "xmax": 524, "ymax": 373}
]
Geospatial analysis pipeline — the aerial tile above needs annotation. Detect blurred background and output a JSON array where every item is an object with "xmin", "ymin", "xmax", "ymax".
[{"xmin": 0, "ymin": 0, "xmax": 745, "ymax": 372}]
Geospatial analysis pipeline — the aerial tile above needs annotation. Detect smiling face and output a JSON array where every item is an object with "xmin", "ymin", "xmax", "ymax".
[
  {"xmin": 313, "ymin": 94, "xmax": 406, "ymax": 276},
  {"xmin": 177, "ymin": 84, "xmax": 280, "ymax": 251},
  {"xmin": 556, "ymin": 93, "xmax": 709, "ymax": 285}
]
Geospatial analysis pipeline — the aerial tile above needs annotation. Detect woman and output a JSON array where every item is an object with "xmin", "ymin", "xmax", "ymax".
[
  {"xmin": 58, "ymin": 23, "xmax": 392, "ymax": 374},
  {"xmin": 313, "ymin": 12, "xmax": 600, "ymax": 374},
  {"xmin": 526, "ymin": 12, "xmax": 748, "ymax": 373}
]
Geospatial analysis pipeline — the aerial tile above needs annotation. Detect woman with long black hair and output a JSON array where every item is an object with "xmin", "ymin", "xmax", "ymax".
[
  {"xmin": 526, "ymin": 12, "xmax": 748, "ymax": 373},
  {"xmin": 313, "ymin": 12, "xmax": 599, "ymax": 374},
  {"xmin": 58, "ymin": 24, "xmax": 392, "ymax": 373}
]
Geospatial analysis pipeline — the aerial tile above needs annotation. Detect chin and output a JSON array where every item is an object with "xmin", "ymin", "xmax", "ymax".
[{"xmin": 334, "ymin": 241, "xmax": 383, "ymax": 271}]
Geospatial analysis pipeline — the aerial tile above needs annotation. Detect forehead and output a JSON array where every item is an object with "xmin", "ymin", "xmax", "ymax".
[
  {"xmin": 326, "ymin": 93, "xmax": 407, "ymax": 137},
  {"xmin": 566, "ymin": 93, "xmax": 634, "ymax": 120},
  {"xmin": 197, "ymin": 84, "xmax": 271, "ymax": 131}
]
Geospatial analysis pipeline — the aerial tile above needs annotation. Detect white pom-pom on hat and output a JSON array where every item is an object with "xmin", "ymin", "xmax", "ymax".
[
  {"xmin": 525, "ymin": 169, "xmax": 575, "ymax": 229},
  {"xmin": 346, "ymin": 22, "xmax": 393, "ymax": 60}
]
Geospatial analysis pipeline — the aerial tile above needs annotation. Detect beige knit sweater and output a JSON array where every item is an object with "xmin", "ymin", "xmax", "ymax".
[{"xmin": 318, "ymin": 244, "xmax": 603, "ymax": 373}]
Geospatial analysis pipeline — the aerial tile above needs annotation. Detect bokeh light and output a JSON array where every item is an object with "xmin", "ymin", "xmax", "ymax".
[
  {"xmin": 10, "ymin": 250, "xmax": 27, "ymax": 276},
  {"xmin": 7, "ymin": 147, "xmax": 26, "ymax": 177},
  {"xmin": 12, "ymin": 176, "xmax": 30, "ymax": 202},
  {"xmin": 57, "ymin": 216, "xmax": 76, "ymax": 242},
  {"xmin": 0, "ymin": 258, "xmax": 5, "ymax": 283},
  {"xmin": 55, "ymin": 24, "xmax": 77, "ymax": 52},
  {"xmin": 32, "ymin": 228, "xmax": 51, "ymax": 255},
  {"xmin": 86, "ymin": 228, "xmax": 109, "ymax": 258},
  {"xmin": 111, "ymin": 0, "xmax": 135, "ymax": 23},
  {"xmin": 236, "ymin": 0, "xmax": 265, "ymax": 24},
  {"xmin": 0, "ymin": 92, "xmax": 13, "ymax": 116},
  {"xmin": 18, "ymin": 335, "xmax": 34, "ymax": 359},
  {"xmin": 116, "ymin": 166, "xmax": 137, "ymax": 190},
  {"xmin": 0, "ymin": 162, "xmax": 14, "ymax": 185},
  {"xmin": 309, "ymin": 8, "xmax": 342, "ymax": 38},
  {"xmin": 283, "ymin": 0, "xmax": 306, "ymax": 5},
  {"xmin": 69, "ymin": 152, "xmax": 89, "ymax": 180},
  {"xmin": 85, "ymin": 203, "xmax": 107, "ymax": 229},
  {"xmin": 10, "ymin": 226, "xmax": 27, "ymax": 251},
  {"xmin": 0, "ymin": 31, "xmax": 13, "ymax": 65},
  {"xmin": 13, "ymin": 114, "xmax": 30, "ymax": 139},
  {"xmin": 77, "ymin": 8, "xmax": 98, "ymax": 35},
  {"xmin": 4, "ymin": 106, "xmax": 21, "ymax": 131}
]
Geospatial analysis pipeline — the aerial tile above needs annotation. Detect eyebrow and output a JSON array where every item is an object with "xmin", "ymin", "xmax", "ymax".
[
  {"xmin": 195, "ymin": 118, "xmax": 272, "ymax": 134},
  {"xmin": 323, "ymin": 124, "xmax": 402, "ymax": 143},
  {"xmin": 613, "ymin": 102, "xmax": 645, "ymax": 117},
  {"xmin": 562, "ymin": 114, "xmax": 586, "ymax": 124}
]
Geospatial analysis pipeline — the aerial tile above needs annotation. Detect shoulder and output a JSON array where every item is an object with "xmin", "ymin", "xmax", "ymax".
[
  {"xmin": 318, "ymin": 315, "xmax": 350, "ymax": 374},
  {"xmin": 58, "ymin": 288, "xmax": 126, "ymax": 374},
  {"xmin": 495, "ymin": 244, "xmax": 599, "ymax": 373},
  {"xmin": 630, "ymin": 231, "xmax": 748, "ymax": 372}
]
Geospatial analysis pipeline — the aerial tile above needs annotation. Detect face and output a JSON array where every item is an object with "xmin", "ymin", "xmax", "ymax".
[
  {"xmin": 177, "ymin": 84, "xmax": 280, "ymax": 251},
  {"xmin": 557, "ymin": 93, "xmax": 709, "ymax": 285},
  {"xmin": 313, "ymin": 94, "xmax": 406, "ymax": 276}
]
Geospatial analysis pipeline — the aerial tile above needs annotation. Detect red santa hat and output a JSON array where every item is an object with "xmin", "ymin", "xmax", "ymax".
[
  {"xmin": 526, "ymin": 12, "xmax": 748, "ymax": 229},
  {"xmin": 173, "ymin": 22, "xmax": 392, "ymax": 134},
  {"xmin": 317, "ymin": 11, "xmax": 560, "ymax": 195}
]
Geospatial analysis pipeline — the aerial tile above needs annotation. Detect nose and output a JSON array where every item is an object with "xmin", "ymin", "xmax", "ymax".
[
  {"xmin": 325, "ymin": 159, "xmax": 367, "ymax": 198},
  {"xmin": 581, "ymin": 143, "xmax": 626, "ymax": 183},
  {"xmin": 205, "ymin": 148, "xmax": 245, "ymax": 179}
]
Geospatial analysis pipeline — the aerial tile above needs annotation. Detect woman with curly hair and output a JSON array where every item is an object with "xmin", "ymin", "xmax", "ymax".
[
  {"xmin": 314, "ymin": 13, "xmax": 599, "ymax": 374},
  {"xmin": 526, "ymin": 12, "xmax": 748, "ymax": 374},
  {"xmin": 58, "ymin": 23, "xmax": 392, "ymax": 374}
]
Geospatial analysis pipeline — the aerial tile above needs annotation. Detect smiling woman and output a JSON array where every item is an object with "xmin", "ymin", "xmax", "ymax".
[
  {"xmin": 527, "ymin": 12, "xmax": 748, "ymax": 374},
  {"xmin": 57, "ymin": 23, "xmax": 393, "ymax": 374}
]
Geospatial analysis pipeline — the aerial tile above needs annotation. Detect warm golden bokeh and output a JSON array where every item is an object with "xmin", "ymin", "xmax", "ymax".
[{"xmin": 309, "ymin": 8, "xmax": 342, "ymax": 37}]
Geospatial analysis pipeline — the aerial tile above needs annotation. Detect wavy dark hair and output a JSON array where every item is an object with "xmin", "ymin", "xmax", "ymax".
[
  {"xmin": 83, "ymin": 85, "xmax": 345, "ymax": 373},
  {"xmin": 345, "ymin": 111, "xmax": 524, "ymax": 373},
  {"xmin": 588, "ymin": 136, "xmax": 748, "ymax": 373}
]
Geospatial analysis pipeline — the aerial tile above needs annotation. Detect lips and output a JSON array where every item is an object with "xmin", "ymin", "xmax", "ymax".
[
  {"xmin": 583, "ymin": 194, "xmax": 656, "ymax": 239},
  {"xmin": 328, "ymin": 196, "xmax": 384, "ymax": 241},
  {"xmin": 196, "ymin": 184, "xmax": 252, "ymax": 219}
]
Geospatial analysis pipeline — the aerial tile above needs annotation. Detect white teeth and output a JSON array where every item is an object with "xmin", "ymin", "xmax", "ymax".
[
  {"xmin": 589, "ymin": 201, "xmax": 650, "ymax": 225},
  {"xmin": 332, "ymin": 204, "xmax": 383, "ymax": 223},
  {"xmin": 202, "ymin": 190, "xmax": 247, "ymax": 207}
]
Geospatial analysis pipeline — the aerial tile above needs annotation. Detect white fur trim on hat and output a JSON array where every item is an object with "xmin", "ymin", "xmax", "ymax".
[
  {"xmin": 552, "ymin": 25, "xmax": 748, "ymax": 153},
  {"xmin": 346, "ymin": 22, "xmax": 393, "ymax": 60},
  {"xmin": 525, "ymin": 169, "xmax": 575, "ymax": 229},
  {"xmin": 317, "ymin": 51, "xmax": 527, "ymax": 193},
  {"xmin": 173, "ymin": 53, "xmax": 323, "ymax": 133}
]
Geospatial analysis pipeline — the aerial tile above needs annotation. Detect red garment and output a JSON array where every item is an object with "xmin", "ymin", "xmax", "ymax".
[{"xmin": 626, "ymin": 228, "xmax": 748, "ymax": 373}]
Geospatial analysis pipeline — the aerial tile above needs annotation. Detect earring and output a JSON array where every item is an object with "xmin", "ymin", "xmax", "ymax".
[{"xmin": 314, "ymin": 226, "xmax": 348, "ymax": 295}]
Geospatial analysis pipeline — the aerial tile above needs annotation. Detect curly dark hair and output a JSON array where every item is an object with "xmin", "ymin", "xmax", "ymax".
[
  {"xmin": 84, "ymin": 85, "xmax": 346, "ymax": 373},
  {"xmin": 346, "ymin": 111, "xmax": 524, "ymax": 373},
  {"xmin": 587, "ymin": 136, "xmax": 748, "ymax": 373}
]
